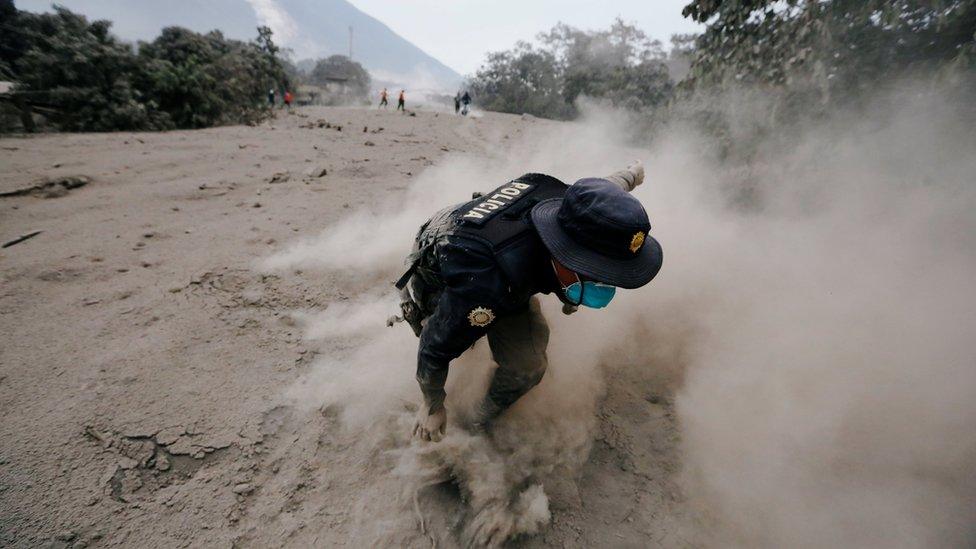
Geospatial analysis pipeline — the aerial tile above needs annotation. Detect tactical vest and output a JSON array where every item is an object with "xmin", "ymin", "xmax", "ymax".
[
  {"xmin": 451, "ymin": 173, "xmax": 567, "ymax": 287},
  {"xmin": 394, "ymin": 173, "xmax": 567, "ymax": 332},
  {"xmin": 452, "ymin": 173, "xmax": 567, "ymax": 246}
]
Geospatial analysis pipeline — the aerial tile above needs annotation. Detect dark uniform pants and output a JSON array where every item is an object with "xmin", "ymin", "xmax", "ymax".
[{"xmin": 482, "ymin": 297, "xmax": 550, "ymax": 418}]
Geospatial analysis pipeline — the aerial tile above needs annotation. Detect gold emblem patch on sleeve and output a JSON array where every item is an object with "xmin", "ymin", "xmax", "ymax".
[
  {"xmin": 468, "ymin": 306, "xmax": 495, "ymax": 327},
  {"xmin": 629, "ymin": 231, "xmax": 646, "ymax": 253}
]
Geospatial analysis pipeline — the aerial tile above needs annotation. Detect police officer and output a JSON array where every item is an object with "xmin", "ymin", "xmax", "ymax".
[{"xmin": 393, "ymin": 161, "xmax": 663, "ymax": 441}]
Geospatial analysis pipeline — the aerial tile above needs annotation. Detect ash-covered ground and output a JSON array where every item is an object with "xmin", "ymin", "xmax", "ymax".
[
  {"xmin": 3, "ymin": 97, "xmax": 974, "ymax": 548},
  {"xmin": 0, "ymin": 107, "xmax": 690, "ymax": 548}
]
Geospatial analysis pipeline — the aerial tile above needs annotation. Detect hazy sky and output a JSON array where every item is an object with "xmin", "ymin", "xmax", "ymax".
[{"xmin": 348, "ymin": 0, "xmax": 700, "ymax": 75}]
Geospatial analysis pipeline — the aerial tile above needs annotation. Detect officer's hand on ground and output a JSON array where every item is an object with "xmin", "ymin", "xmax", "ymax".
[{"xmin": 413, "ymin": 407, "xmax": 447, "ymax": 442}]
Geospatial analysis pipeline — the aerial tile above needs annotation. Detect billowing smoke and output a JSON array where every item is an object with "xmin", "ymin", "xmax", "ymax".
[
  {"xmin": 263, "ymin": 83, "xmax": 976, "ymax": 547},
  {"xmin": 245, "ymin": 0, "xmax": 298, "ymax": 41},
  {"xmin": 244, "ymin": 0, "xmax": 318, "ymax": 58}
]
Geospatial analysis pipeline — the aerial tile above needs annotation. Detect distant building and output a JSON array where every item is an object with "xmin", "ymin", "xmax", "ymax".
[
  {"xmin": 298, "ymin": 76, "xmax": 360, "ymax": 106},
  {"xmin": 319, "ymin": 76, "xmax": 351, "ymax": 95}
]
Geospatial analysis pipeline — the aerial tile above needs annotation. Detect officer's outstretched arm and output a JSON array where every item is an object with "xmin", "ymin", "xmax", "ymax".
[{"xmin": 603, "ymin": 160, "xmax": 644, "ymax": 193}]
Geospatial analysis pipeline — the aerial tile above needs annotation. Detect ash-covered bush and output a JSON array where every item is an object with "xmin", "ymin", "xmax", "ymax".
[{"xmin": 0, "ymin": 1, "xmax": 288, "ymax": 132}]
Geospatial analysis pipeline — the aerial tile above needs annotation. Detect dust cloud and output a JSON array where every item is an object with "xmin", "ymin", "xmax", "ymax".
[
  {"xmin": 657, "ymin": 85, "xmax": 976, "ymax": 548},
  {"xmin": 264, "ymin": 83, "xmax": 976, "ymax": 546}
]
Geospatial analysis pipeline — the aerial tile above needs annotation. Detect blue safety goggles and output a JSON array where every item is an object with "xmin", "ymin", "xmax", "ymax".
[
  {"xmin": 552, "ymin": 258, "xmax": 616, "ymax": 309},
  {"xmin": 563, "ymin": 280, "xmax": 616, "ymax": 309}
]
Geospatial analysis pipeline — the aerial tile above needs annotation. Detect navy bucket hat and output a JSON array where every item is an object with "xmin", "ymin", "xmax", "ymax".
[{"xmin": 530, "ymin": 178, "xmax": 662, "ymax": 289}]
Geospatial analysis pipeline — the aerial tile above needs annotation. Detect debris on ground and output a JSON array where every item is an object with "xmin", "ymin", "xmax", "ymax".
[
  {"xmin": 2, "ymin": 230, "xmax": 43, "ymax": 248},
  {"xmin": 303, "ymin": 166, "xmax": 327, "ymax": 178},
  {"xmin": 268, "ymin": 172, "xmax": 290, "ymax": 184},
  {"xmin": 0, "ymin": 176, "xmax": 92, "ymax": 198}
]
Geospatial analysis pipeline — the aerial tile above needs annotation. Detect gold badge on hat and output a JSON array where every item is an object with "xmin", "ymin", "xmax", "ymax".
[
  {"xmin": 468, "ymin": 306, "xmax": 495, "ymax": 327},
  {"xmin": 629, "ymin": 231, "xmax": 645, "ymax": 253}
]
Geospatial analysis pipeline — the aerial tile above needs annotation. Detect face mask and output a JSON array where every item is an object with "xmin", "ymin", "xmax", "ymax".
[
  {"xmin": 563, "ymin": 280, "xmax": 616, "ymax": 309},
  {"xmin": 551, "ymin": 258, "xmax": 617, "ymax": 309}
]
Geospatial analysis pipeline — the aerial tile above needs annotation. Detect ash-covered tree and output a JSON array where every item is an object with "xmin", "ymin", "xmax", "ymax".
[
  {"xmin": 0, "ymin": 0, "xmax": 26, "ymax": 80},
  {"xmin": 680, "ymin": 0, "xmax": 976, "ymax": 104},
  {"xmin": 280, "ymin": 57, "xmax": 304, "ymax": 88},
  {"xmin": 665, "ymin": 0, "xmax": 976, "ymax": 190},
  {"xmin": 0, "ymin": 0, "xmax": 36, "ymax": 129},
  {"xmin": 468, "ymin": 42, "xmax": 571, "ymax": 119},
  {"xmin": 541, "ymin": 19, "xmax": 672, "ymax": 112},
  {"xmin": 136, "ymin": 26, "xmax": 288, "ymax": 128},
  {"xmin": 664, "ymin": 34, "xmax": 697, "ymax": 82},
  {"xmin": 309, "ymin": 55, "xmax": 370, "ymax": 99},
  {"xmin": 468, "ymin": 19, "xmax": 674, "ymax": 119},
  {"xmin": 0, "ymin": 2, "xmax": 289, "ymax": 132},
  {"xmin": 1, "ymin": 5, "xmax": 159, "ymax": 131}
]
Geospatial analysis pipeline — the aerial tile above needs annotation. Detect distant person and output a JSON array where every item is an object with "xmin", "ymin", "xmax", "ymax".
[
  {"xmin": 397, "ymin": 89, "xmax": 406, "ymax": 111},
  {"xmin": 461, "ymin": 91, "xmax": 472, "ymax": 115},
  {"xmin": 268, "ymin": 88, "xmax": 276, "ymax": 107},
  {"xmin": 379, "ymin": 88, "xmax": 389, "ymax": 108},
  {"xmin": 284, "ymin": 90, "xmax": 293, "ymax": 109},
  {"xmin": 454, "ymin": 92, "xmax": 461, "ymax": 114}
]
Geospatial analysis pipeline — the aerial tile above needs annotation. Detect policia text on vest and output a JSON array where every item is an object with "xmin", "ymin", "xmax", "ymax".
[{"xmin": 461, "ymin": 182, "xmax": 534, "ymax": 224}]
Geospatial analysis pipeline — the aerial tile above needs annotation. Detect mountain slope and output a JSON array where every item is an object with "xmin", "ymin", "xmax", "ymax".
[
  {"xmin": 277, "ymin": 0, "xmax": 462, "ymax": 89},
  {"xmin": 15, "ymin": 0, "xmax": 462, "ymax": 90}
]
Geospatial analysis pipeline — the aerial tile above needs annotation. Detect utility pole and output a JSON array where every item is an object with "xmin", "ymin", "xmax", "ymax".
[{"xmin": 348, "ymin": 26, "xmax": 353, "ymax": 59}]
